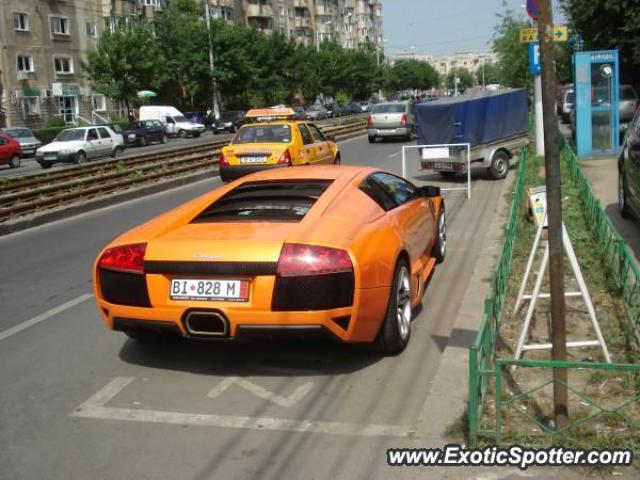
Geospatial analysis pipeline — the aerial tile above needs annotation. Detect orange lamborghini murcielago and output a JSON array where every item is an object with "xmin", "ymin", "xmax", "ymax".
[{"xmin": 93, "ymin": 165, "xmax": 446, "ymax": 353}]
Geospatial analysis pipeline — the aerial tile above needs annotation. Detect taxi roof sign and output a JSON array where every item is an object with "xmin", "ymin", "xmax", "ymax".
[{"xmin": 245, "ymin": 107, "xmax": 295, "ymax": 120}]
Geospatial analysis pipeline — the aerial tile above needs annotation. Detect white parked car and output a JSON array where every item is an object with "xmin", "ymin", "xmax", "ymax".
[
  {"xmin": 139, "ymin": 106, "xmax": 205, "ymax": 138},
  {"xmin": 35, "ymin": 126, "xmax": 125, "ymax": 169}
]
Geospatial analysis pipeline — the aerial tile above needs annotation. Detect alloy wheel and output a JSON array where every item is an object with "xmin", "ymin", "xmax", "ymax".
[{"xmin": 396, "ymin": 266, "xmax": 412, "ymax": 341}]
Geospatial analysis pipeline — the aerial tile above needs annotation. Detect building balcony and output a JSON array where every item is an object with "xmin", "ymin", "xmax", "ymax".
[
  {"xmin": 294, "ymin": 16, "xmax": 311, "ymax": 28},
  {"xmin": 246, "ymin": 3, "xmax": 273, "ymax": 18},
  {"xmin": 293, "ymin": 0, "xmax": 309, "ymax": 8}
]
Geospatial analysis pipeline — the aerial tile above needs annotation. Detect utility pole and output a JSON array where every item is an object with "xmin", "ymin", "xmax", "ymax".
[
  {"xmin": 204, "ymin": 0, "xmax": 220, "ymax": 120},
  {"xmin": 537, "ymin": 0, "xmax": 568, "ymax": 429}
]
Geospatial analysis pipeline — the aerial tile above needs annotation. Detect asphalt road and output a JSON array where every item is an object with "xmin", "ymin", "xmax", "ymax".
[{"xmin": 0, "ymin": 135, "xmax": 506, "ymax": 480}]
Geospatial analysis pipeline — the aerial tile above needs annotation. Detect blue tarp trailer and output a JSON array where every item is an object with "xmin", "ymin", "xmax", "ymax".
[{"xmin": 414, "ymin": 89, "xmax": 529, "ymax": 179}]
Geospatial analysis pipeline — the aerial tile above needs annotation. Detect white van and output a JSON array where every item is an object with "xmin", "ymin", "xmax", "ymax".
[{"xmin": 139, "ymin": 106, "xmax": 205, "ymax": 138}]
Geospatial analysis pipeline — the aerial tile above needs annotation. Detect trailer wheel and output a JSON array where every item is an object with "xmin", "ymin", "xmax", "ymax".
[{"xmin": 488, "ymin": 150, "xmax": 509, "ymax": 180}]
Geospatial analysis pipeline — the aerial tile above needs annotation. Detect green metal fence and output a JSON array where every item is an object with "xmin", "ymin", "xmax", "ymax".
[
  {"xmin": 468, "ymin": 142, "xmax": 640, "ymax": 446},
  {"xmin": 561, "ymin": 143, "xmax": 640, "ymax": 345},
  {"xmin": 468, "ymin": 146, "xmax": 529, "ymax": 444}
]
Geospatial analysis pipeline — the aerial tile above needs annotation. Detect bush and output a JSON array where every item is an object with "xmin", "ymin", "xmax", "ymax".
[
  {"xmin": 44, "ymin": 116, "xmax": 65, "ymax": 128},
  {"xmin": 33, "ymin": 126, "xmax": 65, "ymax": 144}
]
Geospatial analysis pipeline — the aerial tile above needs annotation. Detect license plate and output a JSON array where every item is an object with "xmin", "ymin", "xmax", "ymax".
[
  {"xmin": 170, "ymin": 279, "xmax": 249, "ymax": 302},
  {"xmin": 433, "ymin": 162, "xmax": 456, "ymax": 171},
  {"xmin": 44, "ymin": 155, "xmax": 56, "ymax": 161},
  {"xmin": 240, "ymin": 156, "xmax": 268, "ymax": 164}
]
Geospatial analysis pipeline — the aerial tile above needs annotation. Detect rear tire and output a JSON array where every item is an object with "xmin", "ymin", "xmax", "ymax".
[
  {"xmin": 9, "ymin": 155, "xmax": 20, "ymax": 169},
  {"xmin": 433, "ymin": 203, "xmax": 446, "ymax": 263},
  {"xmin": 619, "ymin": 165, "xmax": 633, "ymax": 219},
  {"xmin": 112, "ymin": 147, "xmax": 123, "ymax": 159},
  {"xmin": 488, "ymin": 150, "xmax": 509, "ymax": 180},
  {"xmin": 376, "ymin": 258, "xmax": 412, "ymax": 354}
]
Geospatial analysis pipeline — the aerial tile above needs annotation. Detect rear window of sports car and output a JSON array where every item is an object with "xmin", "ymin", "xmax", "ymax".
[{"xmin": 191, "ymin": 180, "xmax": 333, "ymax": 223}]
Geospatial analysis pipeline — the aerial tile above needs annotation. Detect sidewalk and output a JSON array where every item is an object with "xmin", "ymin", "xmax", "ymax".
[{"xmin": 579, "ymin": 156, "xmax": 640, "ymax": 265}]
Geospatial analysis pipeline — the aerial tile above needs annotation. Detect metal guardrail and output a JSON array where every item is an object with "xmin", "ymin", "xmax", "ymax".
[
  {"xmin": 0, "ymin": 120, "xmax": 366, "ymax": 223},
  {"xmin": 468, "ymin": 141, "xmax": 640, "ymax": 448}
]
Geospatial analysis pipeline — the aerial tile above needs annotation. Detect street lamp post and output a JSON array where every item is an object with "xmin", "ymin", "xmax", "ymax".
[{"xmin": 204, "ymin": 0, "xmax": 220, "ymax": 120}]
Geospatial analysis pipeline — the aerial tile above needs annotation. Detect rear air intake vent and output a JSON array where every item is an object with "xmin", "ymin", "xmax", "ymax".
[{"xmin": 144, "ymin": 261, "xmax": 277, "ymax": 276}]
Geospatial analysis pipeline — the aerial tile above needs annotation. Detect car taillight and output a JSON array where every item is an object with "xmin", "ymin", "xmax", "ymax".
[
  {"xmin": 98, "ymin": 243, "xmax": 146, "ymax": 274},
  {"xmin": 277, "ymin": 149, "xmax": 292, "ymax": 165},
  {"xmin": 400, "ymin": 114, "xmax": 407, "ymax": 126},
  {"xmin": 277, "ymin": 243, "xmax": 353, "ymax": 277},
  {"xmin": 219, "ymin": 151, "xmax": 229, "ymax": 166},
  {"xmin": 367, "ymin": 115, "xmax": 373, "ymax": 128}
]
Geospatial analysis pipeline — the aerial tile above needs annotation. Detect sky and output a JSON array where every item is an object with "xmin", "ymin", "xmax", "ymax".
[{"xmin": 382, "ymin": 0, "xmax": 566, "ymax": 58}]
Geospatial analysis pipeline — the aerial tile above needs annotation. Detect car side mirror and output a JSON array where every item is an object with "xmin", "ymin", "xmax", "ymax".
[
  {"xmin": 417, "ymin": 185, "xmax": 441, "ymax": 197},
  {"xmin": 326, "ymin": 135, "xmax": 335, "ymax": 142}
]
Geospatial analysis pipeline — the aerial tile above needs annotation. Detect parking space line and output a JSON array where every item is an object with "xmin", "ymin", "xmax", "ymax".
[
  {"xmin": 72, "ymin": 377, "xmax": 411, "ymax": 438},
  {"xmin": 0, "ymin": 293, "xmax": 93, "ymax": 342}
]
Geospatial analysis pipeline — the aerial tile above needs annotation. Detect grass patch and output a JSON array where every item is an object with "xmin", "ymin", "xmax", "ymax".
[
  {"xmin": 445, "ymin": 410, "xmax": 469, "ymax": 441},
  {"xmin": 477, "ymin": 147, "xmax": 640, "ymax": 454}
]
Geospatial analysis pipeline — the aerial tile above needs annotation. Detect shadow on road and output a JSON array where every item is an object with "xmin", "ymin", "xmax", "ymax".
[{"xmin": 118, "ymin": 335, "xmax": 386, "ymax": 377}]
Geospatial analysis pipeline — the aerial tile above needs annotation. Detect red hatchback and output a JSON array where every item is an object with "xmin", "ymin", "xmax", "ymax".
[{"xmin": 0, "ymin": 133, "xmax": 21, "ymax": 168}]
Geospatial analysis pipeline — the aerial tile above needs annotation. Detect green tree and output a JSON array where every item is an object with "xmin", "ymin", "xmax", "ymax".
[
  {"xmin": 82, "ymin": 24, "xmax": 165, "ymax": 111},
  {"xmin": 154, "ymin": 0, "xmax": 210, "ymax": 108},
  {"xmin": 385, "ymin": 59, "xmax": 440, "ymax": 92},
  {"xmin": 492, "ymin": 8, "xmax": 531, "ymax": 88},
  {"xmin": 561, "ymin": 0, "xmax": 640, "ymax": 85},
  {"xmin": 446, "ymin": 67, "xmax": 475, "ymax": 92},
  {"xmin": 476, "ymin": 61, "xmax": 501, "ymax": 85}
]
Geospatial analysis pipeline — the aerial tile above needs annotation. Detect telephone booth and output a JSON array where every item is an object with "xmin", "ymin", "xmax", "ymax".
[{"xmin": 573, "ymin": 50, "xmax": 620, "ymax": 157}]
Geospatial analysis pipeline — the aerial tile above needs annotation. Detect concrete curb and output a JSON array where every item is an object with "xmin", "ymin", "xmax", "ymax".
[
  {"xmin": 0, "ymin": 130, "xmax": 366, "ymax": 236},
  {"xmin": 415, "ymin": 171, "xmax": 513, "ymax": 446}
]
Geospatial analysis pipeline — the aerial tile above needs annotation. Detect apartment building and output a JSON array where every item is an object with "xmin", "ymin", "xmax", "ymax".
[
  {"xmin": 432, "ymin": 51, "xmax": 498, "ymax": 77},
  {"xmin": 240, "ymin": 0, "xmax": 382, "ymax": 49},
  {"xmin": 0, "ymin": 0, "xmax": 382, "ymax": 127}
]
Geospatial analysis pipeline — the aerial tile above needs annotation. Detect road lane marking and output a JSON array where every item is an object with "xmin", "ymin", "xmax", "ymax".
[
  {"xmin": 0, "ymin": 293, "xmax": 93, "ymax": 342},
  {"xmin": 72, "ymin": 377, "xmax": 410, "ymax": 437},
  {"xmin": 388, "ymin": 151, "xmax": 402, "ymax": 158},
  {"xmin": 207, "ymin": 377, "xmax": 314, "ymax": 408}
]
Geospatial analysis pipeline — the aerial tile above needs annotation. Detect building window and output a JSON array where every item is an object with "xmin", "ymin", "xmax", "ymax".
[
  {"xmin": 14, "ymin": 13, "xmax": 29, "ymax": 31},
  {"xmin": 17, "ymin": 55, "xmax": 34, "ymax": 72},
  {"xmin": 54, "ymin": 56, "xmax": 74, "ymax": 74},
  {"xmin": 92, "ymin": 94, "xmax": 106, "ymax": 111},
  {"xmin": 51, "ymin": 16, "xmax": 70, "ymax": 35},
  {"xmin": 142, "ymin": 0, "xmax": 158, "ymax": 6},
  {"xmin": 21, "ymin": 97, "xmax": 41, "ymax": 117},
  {"xmin": 86, "ymin": 22, "xmax": 97, "ymax": 38}
]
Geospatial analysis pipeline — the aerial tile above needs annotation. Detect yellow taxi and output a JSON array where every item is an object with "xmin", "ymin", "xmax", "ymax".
[{"xmin": 219, "ymin": 107, "xmax": 341, "ymax": 182}]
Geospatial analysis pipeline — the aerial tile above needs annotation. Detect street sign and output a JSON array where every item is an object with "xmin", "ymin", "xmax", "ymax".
[
  {"xmin": 526, "ymin": 0, "xmax": 540, "ymax": 20},
  {"xmin": 529, "ymin": 43, "xmax": 541, "ymax": 75},
  {"xmin": 519, "ymin": 25, "xmax": 568, "ymax": 43}
]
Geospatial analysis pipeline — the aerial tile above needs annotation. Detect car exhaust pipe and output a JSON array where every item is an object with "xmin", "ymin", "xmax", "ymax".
[{"xmin": 184, "ymin": 311, "xmax": 228, "ymax": 337}]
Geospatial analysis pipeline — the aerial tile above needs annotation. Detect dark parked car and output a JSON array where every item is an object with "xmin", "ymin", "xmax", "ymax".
[
  {"xmin": 348, "ymin": 102, "xmax": 363, "ymax": 114},
  {"xmin": 618, "ymin": 106, "xmax": 640, "ymax": 220},
  {"xmin": 0, "ymin": 132, "xmax": 22, "ymax": 168},
  {"xmin": 115, "ymin": 120, "xmax": 168, "ymax": 147},
  {"xmin": 213, "ymin": 111, "xmax": 246, "ymax": 134}
]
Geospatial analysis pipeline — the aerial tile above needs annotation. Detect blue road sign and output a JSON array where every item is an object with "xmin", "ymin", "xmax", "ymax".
[{"xmin": 529, "ymin": 43, "xmax": 541, "ymax": 75}]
